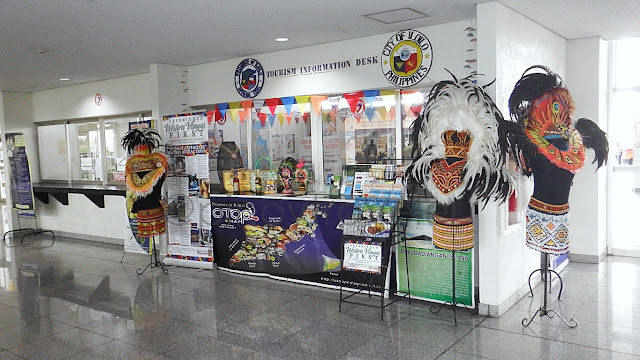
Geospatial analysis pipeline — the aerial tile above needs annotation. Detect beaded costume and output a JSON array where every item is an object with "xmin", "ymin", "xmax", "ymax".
[
  {"xmin": 122, "ymin": 129, "xmax": 168, "ymax": 237},
  {"xmin": 503, "ymin": 66, "xmax": 608, "ymax": 255},
  {"xmin": 406, "ymin": 75, "xmax": 514, "ymax": 251}
]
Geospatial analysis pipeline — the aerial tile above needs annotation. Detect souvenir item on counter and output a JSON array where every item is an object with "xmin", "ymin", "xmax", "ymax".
[
  {"xmin": 330, "ymin": 175, "xmax": 342, "ymax": 198},
  {"xmin": 294, "ymin": 159, "xmax": 309, "ymax": 194},
  {"xmin": 251, "ymin": 157, "xmax": 278, "ymax": 194},
  {"xmin": 216, "ymin": 141, "xmax": 244, "ymax": 183},
  {"xmin": 405, "ymin": 74, "xmax": 514, "ymax": 251},
  {"xmin": 504, "ymin": 65, "xmax": 608, "ymax": 254},
  {"xmin": 279, "ymin": 157, "xmax": 297, "ymax": 195},
  {"xmin": 122, "ymin": 129, "xmax": 168, "ymax": 237}
]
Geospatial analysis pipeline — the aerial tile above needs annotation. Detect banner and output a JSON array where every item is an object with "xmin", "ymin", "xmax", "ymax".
[
  {"xmin": 396, "ymin": 218, "xmax": 475, "ymax": 307},
  {"xmin": 162, "ymin": 112, "xmax": 213, "ymax": 268},
  {"xmin": 212, "ymin": 196, "xmax": 365, "ymax": 287},
  {"xmin": 6, "ymin": 133, "xmax": 35, "ymax": 217}
]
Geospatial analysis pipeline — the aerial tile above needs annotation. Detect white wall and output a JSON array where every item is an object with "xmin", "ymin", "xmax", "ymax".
[
  {"xmin": 477, "ymin": 1, "xmax": 567, "ymax": 315},
  {"xmin": 188, "ymin": 20, "xmax": 474, "ymax": 106},
  {"xmin": 32, "ymin": 73, "xmax": 151, "ymax": 122},
  {"xmin": 566, "ymin": 37, "xmax": 608, "ymax": 261}
]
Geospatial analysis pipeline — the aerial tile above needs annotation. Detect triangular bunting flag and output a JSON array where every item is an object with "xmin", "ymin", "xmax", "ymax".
[
  {"xmin": 294, "ymin": 113, "xmax": 300, "ymax": 124},
  {"xmin": 228, "ymin": 101, "xmax": 241, "ymax": 110},
  {"xmin": 280, "ymin": 96, "xmax": 296, "ymax": 115},
  {"xmin": 257, "ymin": 112, "xmax": 267, "ymax": 127},
  {"xmin": 265, "ymin": 98, "xmax": 281, "ymax": 115},
  {"xmin": 362, "ymin": 89, "xmax": 380, "ymax": 106},
  {"xmin": 286, "ymin": 114, "xmax": 292, "ymax": 125},
  {"xmin": 310, "ymin": 95, "xmax": 328, "ymax": 115},
  {"xmin": 364, "ymin": 107, "xmax": 375, "ymax": 121},
  {"xmin": 404, "ymin": 103, "xmax": 413, "ymax": 118},
  {"xmin": 206, "ymin": 110, "xmax": 214, "ymax": 125},
  {"xmin": 380, "ymin": 90, "xmax": 396, "ymax": 112},
  {"xmin": 228, "ymin": 109, "xmax": 238, "ymax": 123},
  {"xmin": 268, "ymin": 113, "xmax": 276, "ymax": 127},
  {"xmin": 377, "ymin": 107, "xmax": 388, "ymax": 121},
  {"xmin": 217, "ymin": 103, "xmax": 229, "ymax": 119},
  {"xmin": 389, "ymin": 106, "xmax": 396, "ymax": 121},
  {"xmin": 214, "ymin": 107, "xmax": 223, "ymax": 123},
  {"xmin": 241, "ymin": 100, "xmax": 253, "ymax": 115},
  {"xmin": 253, "ymin": 99, "xmax": 265, "ymax": 113},
  {"xmin": 303, "ymin": 112, "xmax": 310, "ymax": 123},
  {"xmin": 277, "ymin": 113, "xmax": 284, "ymax": 126},
  {"xmin": 343, "ymin": 91, "xmax": 364, "ymax": 114},
  {"xmin": 238, "ymin": 109, "xmax": 246, "ymax": 124},
  {"xmin": 295, "ymin": 96, "xmax": 310, "ymax": 107}
]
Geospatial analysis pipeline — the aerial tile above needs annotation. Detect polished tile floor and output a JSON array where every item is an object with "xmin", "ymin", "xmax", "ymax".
[{"xmin": 1, "ymin": 235, "xmax": 640, "ymax": 359}]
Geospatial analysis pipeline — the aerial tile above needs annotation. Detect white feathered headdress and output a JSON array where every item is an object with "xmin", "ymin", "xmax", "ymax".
[{"xmin": 405, "ymin": 75, "xmax": 514, "ymax": 206}]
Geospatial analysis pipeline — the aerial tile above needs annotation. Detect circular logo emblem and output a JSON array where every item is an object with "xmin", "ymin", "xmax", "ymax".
[
  {"xmin": 94, "ymin": 93, "xmax": 103, "ymax": 106},
  {"xmin": 354, "ymin": 99, "xmax": 365, "ymax": 116},
  {"xmin": 234, "ymin": 58, "xmax": 265, "ymax": 98},
  {"xmin": 381, "ymin": 30, "xmax": 433, "ymax": 87}
]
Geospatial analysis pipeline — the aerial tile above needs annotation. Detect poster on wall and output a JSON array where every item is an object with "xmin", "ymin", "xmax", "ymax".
[
  {"xmin": 5, "ymin": 133, "xmax": 35, "ymax": 217},
  {"xmin": 161, "ymin": 112, "xmax": 214, "ymax": 269},
  {"xmin": 212, "ymin": 196, "xmax": 370, "ymax": 287},
  {"xmin": 396, "ymin": 218, "xmax": 475, "ymax": 307}
]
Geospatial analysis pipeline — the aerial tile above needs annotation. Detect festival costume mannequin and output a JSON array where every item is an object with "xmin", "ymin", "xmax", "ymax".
[
  {"xmin": 505, "ymin": 66, "xmax": 608, "ymax": 255},
  {"xmin": 122, "ymin": 129, "xmax": 168, "ymax": 238},
  {"xmin": 406, "ymin": 76, "xmax": 513, "ymax": 251}
]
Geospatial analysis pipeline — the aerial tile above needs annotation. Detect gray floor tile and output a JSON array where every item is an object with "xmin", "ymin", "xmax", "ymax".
[
  {"xmin": 343, "ymin": 334, "xmax": 447, "ymax": 360},
  {"xmin": 63, "ymin": 339, "xmax": 160, "ymax": 360},
  {"xmin": 222, "ymin": 312, "xmax": 313, "ymax": 343},
  {"xmin": 559, "ymin": 319, "xmax": 640, "ymax": 355},
  {"xmin": 164, "ymin": 335, "xmax": 261, "ymax": 360},
  {"xmin": 382, "ymin": 316, "xmax": 475, "ymax": 349},
  {"xmin": 451, "ymin": 327, "xmax": 553, "ymax": 359},
  {"xmin": 0, "ymin": 349, "xmax": 26, "ymax": 360},
  {"xmin": 7, "ymin": 327, "xmax": 112, "ymax": 360},
  {"xmin": 0, "ymin": 316, "xmax": 71, "ymax": 349}
]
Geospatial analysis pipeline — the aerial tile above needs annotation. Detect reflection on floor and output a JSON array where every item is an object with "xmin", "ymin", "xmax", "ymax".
[{"xmin": 1, "ymin": 234, "xmax": 640, "ymax": 359}]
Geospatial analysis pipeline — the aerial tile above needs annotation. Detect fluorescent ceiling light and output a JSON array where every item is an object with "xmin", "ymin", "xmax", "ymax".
[
  {"xmin": 275, "ymin": 37, "xmax": 289, "ymax": 42},
  {"xmin": 60, "ymin": 78, "xmax": 70, "ymax": 81},
  {"xmin": 365, "ymin": 8, "xmax": 429, "ymax": 24}
]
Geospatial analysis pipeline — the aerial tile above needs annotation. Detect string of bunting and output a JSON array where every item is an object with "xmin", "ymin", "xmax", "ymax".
[{"xmin": 208, "ymin": 88, "xmax": 403, "ymax": 127}]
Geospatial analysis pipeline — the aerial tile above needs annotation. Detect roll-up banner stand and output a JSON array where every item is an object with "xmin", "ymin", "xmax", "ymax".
[
  {"xmin": 161, "ymin": 112, "xmax": 214, "ymax": 269},
  {"xmin": 6, "ymin": 133, "xmax": 36, "ymax": 218}
]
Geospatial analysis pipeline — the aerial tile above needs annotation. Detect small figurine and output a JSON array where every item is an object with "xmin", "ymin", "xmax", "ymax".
[
  {"xmin": 294, "ymin": 159, "xmax": 309, "ymax": 194},
  {"xmin": 279, "ymin": 157, "xmax": 297, "ymax": 195}
]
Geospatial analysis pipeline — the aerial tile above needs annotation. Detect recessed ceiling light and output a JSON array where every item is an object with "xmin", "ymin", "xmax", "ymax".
[
  {"xmin": 275, "ymin": 37, "xmax": 289, "ymax": 42},
  {"xmin": 365, "ymin": 8, "xmax": 429, "ymax": 24},
  {"xmin": 60, "ymin": 78, "xmax": 70, "ymax": 81}
]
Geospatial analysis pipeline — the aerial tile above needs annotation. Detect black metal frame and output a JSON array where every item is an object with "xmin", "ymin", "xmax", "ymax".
[{"xmin": 136, "ymin": 236, "xmax": 169, "ymax": 275}]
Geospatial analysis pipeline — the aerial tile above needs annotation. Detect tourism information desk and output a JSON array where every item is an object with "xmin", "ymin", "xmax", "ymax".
[{"xmin": 210, "ymin": 193, "xmax": 356, "ymax": 287}]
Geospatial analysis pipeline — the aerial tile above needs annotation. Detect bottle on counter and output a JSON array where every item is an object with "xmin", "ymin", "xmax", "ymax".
[
  {"xmin": 255, "ymin": 174, "xmax": 263, "ymax": 195},
  {"xmin": 233, "ymin": 171, "xmax": 240, "ymax": 195}
]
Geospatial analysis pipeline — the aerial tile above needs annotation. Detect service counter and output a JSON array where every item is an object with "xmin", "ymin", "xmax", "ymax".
[{"xmin": 210, "ymin": 193, "xmax": 357, "ymax": 287}]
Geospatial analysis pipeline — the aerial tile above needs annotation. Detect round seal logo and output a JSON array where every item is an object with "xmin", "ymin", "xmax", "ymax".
[
  {"xmin": 94, "ymin": 93, "xmax": 103, "ymax": 106},
  {"xmin": 381, "ymin": 29, "xmax": 433, "ymax": 87},
  {"xmin": 234, "ymin": 58, "xmax": 265, "ymax": 98}
]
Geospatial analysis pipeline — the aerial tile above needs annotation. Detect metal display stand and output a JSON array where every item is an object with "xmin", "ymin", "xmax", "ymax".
[
  {"xmin": 338, "ymin": 224, "xmax": 411, "ymax": 320},
  {"xmin": 136, "ymin": 236, "xmax": 169, "ymax": 275},
  {"xmin": 522, "ymin": 253, "xmax": 577, "ymax": 328},
  {"xmin": 428, "ymin": 248, "xmax": 476, "ymax": 325},
  {"xmin": 3, "ymin": 211, "xmax": 54, "ymax": 247}
]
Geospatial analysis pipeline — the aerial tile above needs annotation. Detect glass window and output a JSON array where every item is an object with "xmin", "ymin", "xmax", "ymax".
[
  {"xmin": 37, "ymin": 124, "xmax": 69, "ymax": 181},
  {"xmin": 615, "ymin": 37, "xmax": 640, "ymax": 89},
  {"xmin": 208, "ymin": 111, "xmax": 248, "ymax": 185},
  {"xmin": 104, "ymin": 117, "xmax": 142, "ymax": 183},
  {"xmin": 401, "ymin": 90, "xmax": 429, "ymax": 164},
  {"xmin": 68, "ymin": 121, "xmax": 102, "ymax": 181}
]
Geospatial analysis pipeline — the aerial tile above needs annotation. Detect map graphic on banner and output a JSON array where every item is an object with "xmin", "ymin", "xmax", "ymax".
[
  {"xmin": 6, "ymin": 133, "xmax": 35, "ymax": 217},
  {"xmin": 162, "ymin": 112, "xmax": 214, "ymax": 268}
]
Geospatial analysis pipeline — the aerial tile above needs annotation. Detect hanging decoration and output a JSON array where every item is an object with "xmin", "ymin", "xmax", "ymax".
[
  {"xmin": 241, "ymin": 100, "xmax": 253, "ymax": 116},
  {"xmin": 268, "ymin": 113, "xmax": 277, "ymax": 127},
  {"xmin": 217, "ymin": 103, "xmax": 229, "ymax": 119},
  {"xmin": 253, "ymin": 99, "xmax": 265, "ymax": 113},
  {"xmin": 364, "ymin": 106, "xmax": 376, "ymax": 121},
  {"xmin": 277, "ymin": 113, "xmax": 285, "ymax": 126},
  {"xmin": 206, "ymin": 110, "xmax": 214, "ymax": 125},
  {"xmin": 310, "ymin": 95, "xmax": 328, "ymax": 115},
  {"xmin": 303, "ymin": 112, "xmax": 310, "ymax": 123},
  {"xmin": 238, "ymin": 109, "xmax": 247, "ymax": 124},
  {"xmin": 410, "ymin": 104, "xmax": 423, "ymax": 118},
  {"xmin": 343, "ymin": 91, "xmax": 364, "ymax": 114},
  {"xmin": 281, "ymin": 96, "xmax": 296, "ymax": 115},
  {"xmin": 286, "ymin": 113, "xmax": 292, "ymax": 125},
  {"xmin": 380, "ymin": 90, "xmax": 396, "ymax": 112},
  {"xmin": 295, "ymin": 96, "xmax": 310, "ymax": 108},
  {"xmin": 362, "ymin": 89, "xmax": 380, "ymax": 106},
  {"xmin": 228, "ymin": 109, "xmax": 238, "ymax": 123},
  {"xmin": 377, "ymin": 107, "xmax": 388, "ymax": 121},
  {"xmin": 265, "ymin": 98, "xmax": 281, "ymax": 115},
  {"xmin": 257, "ymin": 111, "xmax": 267, "ymax": 127}
]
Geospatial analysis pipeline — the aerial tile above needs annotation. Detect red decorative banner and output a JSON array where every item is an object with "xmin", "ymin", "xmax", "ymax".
[
  {"xmin": 257, "ymin": 111, "xmax": 267, "ymax": 127},
  {"xmin": 241, "ymin": 100, "xmax": 253, "ymax": 115},
  {"xmin": 265, "ymin": 98, "xmax": 281, "ymax": 115},
  {"xmin": 343, "ymin": 91, "xmax": 364, "ymax": 114},
  {"xmin": 303, "ymin": 112, "xmax": 310, "ymax": 123},
  {"xmin": 206, "ymin": 110, "xmax": 214, "ymax": 124}
]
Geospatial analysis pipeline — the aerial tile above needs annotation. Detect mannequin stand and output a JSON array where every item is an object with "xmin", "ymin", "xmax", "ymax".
[
  {"xmin": 522, "ymin": 253, "xmax": 577, "ymax": 328},
  {"xmin": 136, "ymin": 236, "xmax": 168, "ymax": 275},
  {"xmin": 429, "ymin": 249, "xmax": 475, "ymax": 325}
]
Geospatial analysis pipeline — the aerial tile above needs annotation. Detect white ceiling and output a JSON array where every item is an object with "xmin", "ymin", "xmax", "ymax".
[{"xmin": 1, "ymin": 0, "xmax": 638, "ymax": 92}]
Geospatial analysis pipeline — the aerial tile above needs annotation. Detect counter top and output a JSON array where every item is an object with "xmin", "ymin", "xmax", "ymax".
[
  {"xmin": 32, "ymin": 182, "xmax": 126, "ymax": 208},
  {"xmin": 209, "ymin": 192, "xmax": 356, "ymax": 203}
]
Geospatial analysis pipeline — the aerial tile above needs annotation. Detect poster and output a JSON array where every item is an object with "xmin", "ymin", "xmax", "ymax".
[
  {"xmin": 396, "ymin": 218, "xmax": 474, "ymax": 307},
  {"xmin": 212, "ymin": 196, "xmax": 376, "ymax": 288},
  {"xmin": 162, "ymin": 112, "xmax": 213, "ymax": 268},
  {"xmin": 6, "ymin": 133, "xmax": 35, "ymax": 217}
]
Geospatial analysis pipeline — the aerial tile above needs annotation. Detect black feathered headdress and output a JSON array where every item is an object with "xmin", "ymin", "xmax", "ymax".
[{"xmin": 121, "ymin": 129, "xmax": 162, "ymax": 155}]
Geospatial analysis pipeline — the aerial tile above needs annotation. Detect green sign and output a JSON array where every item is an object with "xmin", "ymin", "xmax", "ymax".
[{"xmin": 396, "ymin": 218, "xmax": 474, "ymax": 307}]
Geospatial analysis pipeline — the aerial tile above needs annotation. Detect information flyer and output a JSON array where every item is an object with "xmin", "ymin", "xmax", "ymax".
[{"xmin": 162, "ymin": 112, "xmax": 213, "ymax": 267}]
